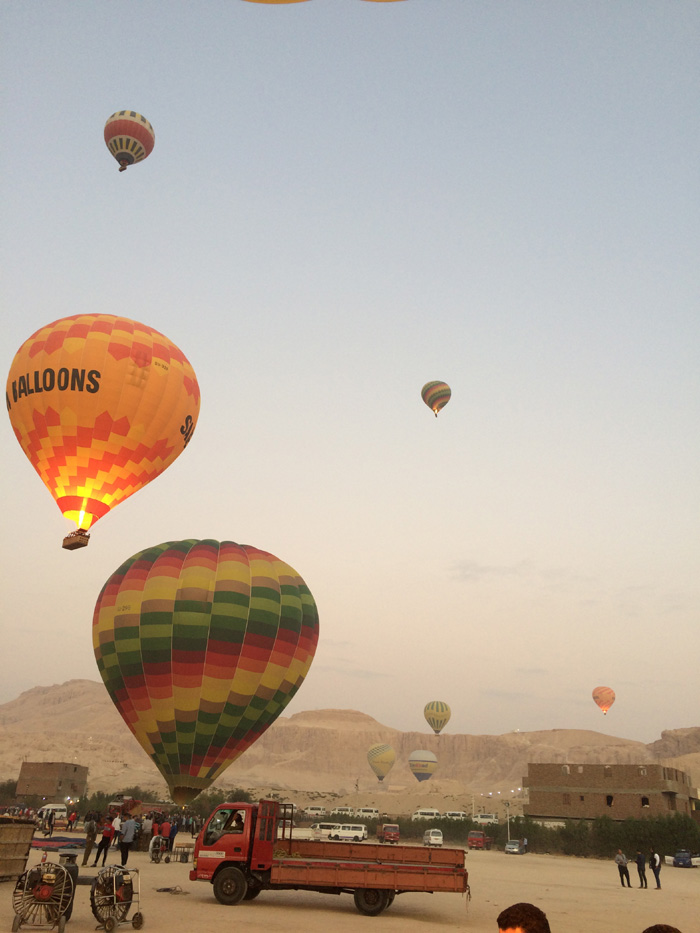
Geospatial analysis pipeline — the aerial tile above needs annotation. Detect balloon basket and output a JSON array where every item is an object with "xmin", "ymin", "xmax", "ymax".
[{"xmin": 62, "ymin": 531, "xmax": 90, "ymax": 551}]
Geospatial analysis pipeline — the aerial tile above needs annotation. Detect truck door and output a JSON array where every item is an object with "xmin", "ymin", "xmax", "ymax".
[
  {"xmin": 199, "ymin": 807, "xmax": 250, "ymax": 865},
  {"xmin": 249, "ymin": 800, "xmax": 277, "ymax": 870}
]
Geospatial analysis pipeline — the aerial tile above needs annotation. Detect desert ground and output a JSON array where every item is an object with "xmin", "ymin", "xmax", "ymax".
[{"xmin": 2, "ymin": 837, "xmax": 698, "ymax": 933}]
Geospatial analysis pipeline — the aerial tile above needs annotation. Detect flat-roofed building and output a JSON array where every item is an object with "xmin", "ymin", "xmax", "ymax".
[
  {"xmin": 523, "ymin": 762, "xmax": 699, "ymax": 822},
  {"xmin": 16, "ymin": 761, "xmax": 89, "ymax": 803}
]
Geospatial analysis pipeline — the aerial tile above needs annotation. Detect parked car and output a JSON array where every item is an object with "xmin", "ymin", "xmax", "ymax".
[
  {"xmin": 423, "ymin": 829, "xmax": 443, "ymax": 847},
  {"xmin": 672, "ymin": 850, "xmax": 699, "ymax": 868},
  {"xmin": 505, "ymin": 839, "xmax": 526, "ymax": 854},
  {"xmin": 310, "ymin": 822, "xmax": 341, "ymax": 839},
  {"xmin": 444, "ymin": 811, "xmax": 468, "ymax": 821},
  {"xmin": 330, "ymin": 807, "xmax": 355, "ymax": 817},
  {"xmin": 412, "ymin": 808, "xmax": 442, "ymax": 821},
  {"xmin": 329, "ymin": 824, "xmax": 368, "ymax": 842}
]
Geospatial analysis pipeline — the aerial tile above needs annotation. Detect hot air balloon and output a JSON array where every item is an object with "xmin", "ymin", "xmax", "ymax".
[
  {"xmin": 424, "ymin": 701, "xmax": 451, "ymax": 735},
  {"xmin": 104, "ymin": 111, "xmax": 155, "ymax": 172},
  {"xmin": 367, "ymin": 743, "xmax": 396, "ymax": 782},
  {"xmin": 592, "ymin": 686, "xmax": 615, "ymax": 715},
  {"xmin": 6, "ymin": 314, "xmax": 200, "ymax": 549},
  {"xmin": 408, "ymin": 750, "xmax": 437, "ymax": 783},
  {"xmin": 421, "ymin": 381, "xmax": 451, "ymax": 417},
  {"xmin": 93, "ymin": 539, "xmax": 320, "ymax": 805}
]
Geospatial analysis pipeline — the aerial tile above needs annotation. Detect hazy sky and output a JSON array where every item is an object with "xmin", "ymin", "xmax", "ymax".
[{"xmin": 2, "ymin": 1, "xmax": 698, "ymax": 747}]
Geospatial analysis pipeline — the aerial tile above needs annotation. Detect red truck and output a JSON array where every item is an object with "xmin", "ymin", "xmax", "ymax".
[
  {"xmin": 467, "ymin": 830, "xmax": 493, "ymax": 850},
  {"xmin": 190, "ymin": 800, "xmax": 468, "ymax": 916},
  {"xmin": 377, "ymin": 823, "xmax": 400, "ymax": 845}
]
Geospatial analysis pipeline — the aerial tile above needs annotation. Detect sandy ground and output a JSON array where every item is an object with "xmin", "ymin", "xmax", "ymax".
[{"xmin": 2, "ymin": 842, "xmax": 698, "ymax": 933}]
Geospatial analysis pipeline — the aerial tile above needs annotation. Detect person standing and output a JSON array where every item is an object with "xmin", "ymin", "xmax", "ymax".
[
  {"xmin": 615, "ymin": 850, "xmax": 632, "ymax": 887},
  {"xmin": 46, "ymin": 810, "xmax": 55, "ymax": 838},
  {"xmin": 92, "ymin": 818, "xmax": 115, "ymax": 868},
  {"xmin": 168, "ymin": 819, "xmax": 179, "ymax": 852},
  {"xmin": 111, "ymin": 813, "xmax": 122, "ymax": 848},
  {"xmin": 119, "ymin": 813, "xmax": 137, "ymax": 867},
  {"xmin": 67, "ymin": 811, "xmax": 78, "ymax": 832},
  {"xmin": 635, "ymin": 849, "xmax": 648, "ymax": 888},
  {"xmin": 82, "ymin": 813, "xmax": 98, "ymax": 867},
  {"xmin": 649, "ymin": 847, "xmax": 662, "ymax": 889},
  {"xmin": 140, "ymin": 815, "xmax": 153, "ymax": 852}
]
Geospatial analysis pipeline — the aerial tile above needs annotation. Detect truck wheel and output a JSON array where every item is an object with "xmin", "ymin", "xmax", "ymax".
[
  {"xmin": 386, "ymin": 892, "xmax": 396, "ymax": 908},
  {"xmin": 353, "ymin": 889, "xmax": 390, "ymax": 916},
  {"xmin": 213, "ymin": 867, "xmax": 248, "ymax": 906},
  {"xmin": 243, "ymin": 887, "xmax": 261, "ymax": 900}
]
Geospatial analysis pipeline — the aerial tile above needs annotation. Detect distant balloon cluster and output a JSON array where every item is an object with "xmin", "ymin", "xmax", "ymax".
[{"xmin": 366, "ymin": 700, "xmax": 451, "ymax": 784}]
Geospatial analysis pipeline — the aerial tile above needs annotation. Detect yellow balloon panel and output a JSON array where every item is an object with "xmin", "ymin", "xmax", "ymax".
[{"xmin": 6, "ymin": 314, "xmax": 200, "ymax": 532}]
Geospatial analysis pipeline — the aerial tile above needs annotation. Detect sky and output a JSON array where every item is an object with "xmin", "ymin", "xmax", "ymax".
[{"xmin": 1, "ymin": 1, "xmax": 698, "ymax": 747}]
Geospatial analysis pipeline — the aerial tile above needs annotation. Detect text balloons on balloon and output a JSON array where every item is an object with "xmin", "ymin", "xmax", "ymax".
[
  {"xmin": 93, "ymin": 539, "xmax": 320, "ymax": 805},
  {"xmin": 6, "ymin": 314, "xmax": 200, "ymax": 549},
  {"xmin": 424, "ymin": 700, "xmax": 451, "ymax": 734},
  {"xmin": 104, "ymin": 111, "xmax": 155, "ymax": 172},
  {"xmin": 367, "ymin": 743, "xmax": 396, "ymax": 782},
  {"xmin": 421, "ymin": 381, "xmax": 451, "ymax": 417},
  {"xmin": 592, "ymin": 686, "xmax": 615, "ymax": 715}
]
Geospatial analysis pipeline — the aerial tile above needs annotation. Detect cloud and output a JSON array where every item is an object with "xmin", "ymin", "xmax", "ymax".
[
  {"xmin": 313, "ymin": 664, "xmax": 387, "ymax": 681},
  {"xmin": 450, "ymin": 560, "xmax": 532, "ymax": 582}
]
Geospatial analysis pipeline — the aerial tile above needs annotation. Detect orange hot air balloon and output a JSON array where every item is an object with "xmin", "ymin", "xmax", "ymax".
[
  {"xmin": 592, "ymin": 686, "xmax": 615, "ymax": 715},
  {"xmin": 6, "ymin": 314, "xmax": 200, "ymax": 549},
  {"xmin": 104, "ymin": 111, "xmax": 155, "ymax": 172}
]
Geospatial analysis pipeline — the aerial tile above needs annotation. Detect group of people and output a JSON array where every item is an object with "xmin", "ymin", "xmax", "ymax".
[
  {"xmin": 83, "ymin": 811, "xmax": 139, "ymax": 868},
  {"xmin": 496, "ymin": 902, "xmax": 682, "ymax": 933},
  {"xmin": 614, "ymin": 847, "xmax": 662, "ymax": 889}
]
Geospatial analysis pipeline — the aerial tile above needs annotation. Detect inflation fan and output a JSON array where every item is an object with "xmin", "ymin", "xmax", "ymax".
[{"xmin": 11, "ymin": 861, "xmax": 75, "ymax": 932}]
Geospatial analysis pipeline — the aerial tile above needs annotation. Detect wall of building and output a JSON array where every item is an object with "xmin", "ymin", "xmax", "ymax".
[
  {"xmin": 523, "ymin": 762, "xmax": 696, "ymax": 822},
  {"xmin": 16, "ymin": 761, "xmax": 89, "ymax": 802}
]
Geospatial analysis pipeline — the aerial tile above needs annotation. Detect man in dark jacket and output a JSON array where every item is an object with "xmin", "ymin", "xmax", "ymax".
[
  {"xmin": 649, "ymin": 847, "xmax": 662, "ymax": 889},
  {"xmin": 635, "ymin": 849, "xmax": 647, "ymax": 888}
]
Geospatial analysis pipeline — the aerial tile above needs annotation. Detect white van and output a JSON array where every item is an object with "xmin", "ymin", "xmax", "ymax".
[
  {"xmin": 329, "ymin": 824, "xmax": 368, "ymax": 842},
  {"xmin": 304, "ymin": 806, "xmax": 326, "ymax": 818},
  {"xmin": 354, "ymin": 807, "xmax": 379, "ymax": 820},
  {"xmin": 444, "ymin": 811, "xmax": 467, "ymax": 821},
  {"xmin": 423, "ymin": 828, "xmax": 443, "ymax": 847},
  {"xmin": 411, "ymin": 808, "xmax": 441, "ymax": 821},
  {"xmin": 310, "ymin": 822, "xmax": 341, "ymax": 839},
  {"xmin": 330, "ymin": 807, "xmax": 355, "ymax": 817},
  {"xmin": 38, "ymin": 804, "xmax": 68, "ymax": 821},
  {"xmin": 473, "ymin": 813, "xmax": 499, "ymax": 825}
]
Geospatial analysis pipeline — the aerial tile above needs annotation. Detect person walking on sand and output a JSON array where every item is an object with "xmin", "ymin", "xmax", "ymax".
[
  {"xmin": 615, "ymin": 849, "xmax": 632, "ymax": 887},
  {"xmin": 92, "ymin": 818, "xmax": 115, "ymax": 868},
  {"xmin": 635, "ymin": 849, "xmax": 648, "ymax": 888},
  {"xmin": 82, "ymin": 813, "xmax": 98, "ymax": 867},
  {"xmin": 649, "ymin": 847, "xmax": 662, "ymax": 889}
]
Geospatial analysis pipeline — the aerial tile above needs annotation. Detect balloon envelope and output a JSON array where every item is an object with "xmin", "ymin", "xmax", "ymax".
[
  {"xmin": 592, "ymin": 686, "xmax": 615, "ymax": 715},
  {"xmin": 424, "ymin": 700, "xmax": 451, "ymax": 735},
  {"xmin": 104, "ymin": 111, "xmax": 155, "ymax": 171},
  {"xmin": 421, "ymin": 381, "xmax": 451, "ymax": 416},
  {"xmin": 93, "ymin": 539, "xmax": 320, "ymax": 805},
  {"xmin": 6, "ymin": 314, "xmax": 200, "ymax": 540},
  {"xmin": 367, "ymin": 743, "xmax": 396, "ymax": 782},
  {"xmin": 408, "ymin": 749, "xmax": 437, "ymax": 782}
]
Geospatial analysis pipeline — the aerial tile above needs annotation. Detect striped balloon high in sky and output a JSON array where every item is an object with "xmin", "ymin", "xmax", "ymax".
[
  {"xmin": 104, "ymin": 111, "xmax": 155, "ymax": 172},
  {"xmin": 592, "ymin": 686, "xmax": 616, "ymax": 715},
  {"xmin": 6, "ymin": 314, "xmax": 200, "ymax": 548},
  {"xmin": 408, "ymin": 749, "xmax": 437, "ymax": 783},
  {"xmin": 424, "ymin": 700, "xmax": 451, "ymax": 735},
  {"xmin": 93, "ymin": 539, "xmax": 320, "ymax": 805},
  {"xmin": 421, "ymin": 381, "xmax": 451, "ymax": 417},
  {"xmin": 367, "ymin": 743, "xmax": 396, "ymax": 782}
]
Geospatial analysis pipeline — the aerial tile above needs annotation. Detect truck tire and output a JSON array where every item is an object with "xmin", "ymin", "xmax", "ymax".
[
  {"xmin": 213, "ymin": 867, "xmax": 248, "ymax": 906},
  {"xmin": 353, "ymin": 889, "xmax": 390, "ymax": 916},
  {"xmin": 243, "ymin": 887, "xmax": 261, "ymax": 900},
  {"xmin": 386, "ymin": 892, "xmax": 396, "ymax": 908}
]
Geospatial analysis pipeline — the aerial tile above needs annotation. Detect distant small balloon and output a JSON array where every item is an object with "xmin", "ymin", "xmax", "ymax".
[
  {"xmin": 421, "ymin": 381, "xmax": 451, "ymax": 417},
  {"xmin": 104, "ymin": 111, "xmax": 155, "ymax": 172},
  {"xmin": 367, "ymin": 743, "xmax": 396, "ymax": 782},
  {"xmin": 408, "ymin": 749, "xmax": 437, "ymax": 782},
  {"xmin": 592, "ymin": 686, "xmax": 615, "ymax": 715},
  {"xmin": 424, "ymin": 701, "xmax": 451, "ymax": 735}
]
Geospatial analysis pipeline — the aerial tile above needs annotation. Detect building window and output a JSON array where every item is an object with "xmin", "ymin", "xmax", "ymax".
[
  {"xmin": 562, "ymin": 765, "xmax": 570, "ymax": 776},
  {"xmin": 604, "ymin": 766, "xmax": 612, "ymax": 778},
  {"xmin": 563, "ymin": 793, "xmax": 571, "ymax": 805},
  {"xmin": 577, "ymin": 766, "xmax": 583, "ymax": 773},
  {"xmin": 638, "ymin": 767, "xmax": 647, "ymax": 776},
  {"xmin": 606, "ymin": 795, "xmax": 614, "ymax": 807},
  {"xmin": 641, "ymin": 797, "xmax": 649, "ymax": 808},
  {"xmin": 579, "ymin": 796, "xmax": 585, "ymax": 802}
]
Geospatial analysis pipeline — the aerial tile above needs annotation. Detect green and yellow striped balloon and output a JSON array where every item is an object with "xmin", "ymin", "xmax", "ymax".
[
  {"xmin": 367, "ymin": 743, "xmax": 396, "ymax": 782},
  {"xmin": 421, "ymin": 381, "xmax": 451, "ymax": 417},
  {"xmin": 93, "ymin": 539, "xmax": 319, "ymax": 804},
  {"xmin": 424, "ymin": 700, "xmax": 451, "ymax": 734}
]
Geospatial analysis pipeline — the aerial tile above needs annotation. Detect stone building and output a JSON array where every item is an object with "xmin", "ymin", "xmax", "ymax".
[
  {"xmin": 16, "ymin": 761, "xmax": 89, "ymax": 803},
  {"xmin": 523, "ymin": 762, "xmax": 699, "ymax": 823}
]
